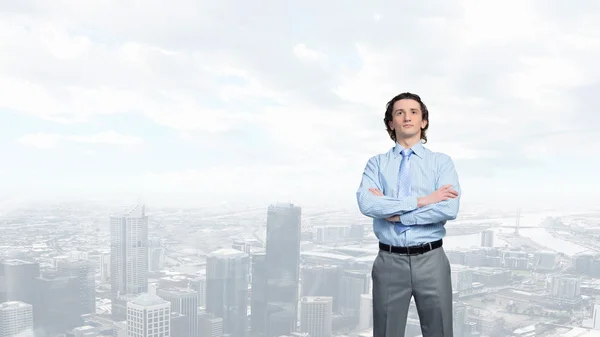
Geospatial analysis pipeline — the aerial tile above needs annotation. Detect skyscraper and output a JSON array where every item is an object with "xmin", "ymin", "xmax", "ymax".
[
  {"xmin": 299, "ymin": 297, "xmax": 333, "ymax": 337},
  {"xmin": 0, "ymin": 259, "xmax": 40, "ymax": 304},
  {"xmin": 0, "ymin": 301, "xmax": 33, "ymax": 337},
  {"xmin": 264, "ymin": 202, "xmax": 301, "ymax": 337},
  {"xmin": 127, "ymin": 293, "xmax": 171, "ymax": 337},
  {"xmin": 206, "ymin": 248, "xmax": 250, "ymax": 337},
  {"xmin": 157, "ymin": 287, "xmax": 199, "ymax": 337},
  {"xmin": 250, "ymin": 252, "xmax": 267, "ymax": 335},
  {"xmin": 110, "ymin": 204, "xmax": 149, "ymax": 319}
]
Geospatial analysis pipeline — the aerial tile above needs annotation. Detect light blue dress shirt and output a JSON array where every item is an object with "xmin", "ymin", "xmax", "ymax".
[{"xmin": 356, "ymin": 141, "xmax": 461, "ymax": 247}]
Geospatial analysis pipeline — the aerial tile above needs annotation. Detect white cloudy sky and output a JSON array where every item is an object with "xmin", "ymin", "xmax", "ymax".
[{"xmin": 1, "ymin": 1, "xmax": 599, "ymax": 210}]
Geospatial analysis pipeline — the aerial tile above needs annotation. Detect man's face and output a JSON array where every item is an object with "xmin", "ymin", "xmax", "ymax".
[{"xmin": 389, "ymin": 99, "xmax": 427, "ymax": 140}]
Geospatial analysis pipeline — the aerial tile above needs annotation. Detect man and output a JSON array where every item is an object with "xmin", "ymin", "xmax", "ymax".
[{"xmin": 356, "ymin": 92, "xmax": 461, "ymax": 337}]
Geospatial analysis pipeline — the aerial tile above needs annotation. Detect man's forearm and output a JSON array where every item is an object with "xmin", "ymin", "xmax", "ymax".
[
  {"xmin": 356, "ymin": 189, "xmax": 418, "ymax": 219},
  {"xmin": 417, "ymin": 196, "xmax": 430, "ymax": 208},
  {"xmin": 399, "ymin": 198, "xmax": 460, "ymax": 225}
]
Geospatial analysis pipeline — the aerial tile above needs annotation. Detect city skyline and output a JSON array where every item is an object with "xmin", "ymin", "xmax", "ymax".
[
  {"xmin": 1, "ymin": 1, "xmax": 600, "ymax": 336},
  {"xmin": 1, "ymin": 200, "xmax": 600, "ymax": 336}
]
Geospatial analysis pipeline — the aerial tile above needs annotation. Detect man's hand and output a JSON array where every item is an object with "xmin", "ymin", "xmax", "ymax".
[
  {"xmin": 418, "ymin": 184, "xmax": 458, "ymax": 207},
  {"xmin": 369, "ymin": 188, "xmax": 399, "ymax": 222},
  {"xmin": 369, "ymin": 188, "xmax": 384, "ymax": 196}
]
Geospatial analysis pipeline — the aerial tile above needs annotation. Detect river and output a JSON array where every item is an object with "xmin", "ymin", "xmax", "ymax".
[{"xmin": 444, "ymin": 211, "xmax": 590, "ymax": 256}]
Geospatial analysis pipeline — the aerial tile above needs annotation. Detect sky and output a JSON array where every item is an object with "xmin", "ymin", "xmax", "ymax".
[{"xmin": 1, "ymin": 1, "xmax": 599, "ymax": 210}]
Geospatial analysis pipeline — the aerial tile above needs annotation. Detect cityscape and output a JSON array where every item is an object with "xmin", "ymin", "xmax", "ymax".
[
  {"xmin": 0, "ymin": 200, "xmax": 599, "ymax": 336},
  {"xmin": 2, "ymin": 0, "xmax": 600, "ymax": 337}
]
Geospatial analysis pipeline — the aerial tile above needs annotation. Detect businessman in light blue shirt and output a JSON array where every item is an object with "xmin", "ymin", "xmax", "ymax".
[{"xmin": 357, "ymin": 92, "xmax": 460, "ymax": 337}]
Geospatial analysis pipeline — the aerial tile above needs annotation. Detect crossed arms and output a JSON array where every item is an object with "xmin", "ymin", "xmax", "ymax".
[{"xmin": 356, "ymin": 155, "xmax": 461, "ymax": 225}]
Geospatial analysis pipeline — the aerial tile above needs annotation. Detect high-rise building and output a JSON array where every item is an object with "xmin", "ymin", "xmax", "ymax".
[
  {"xmin": 56, "ymin": 259, "xmax": 96, "ymax": 315},
  {"xmin": 250, "ymin": 252, "xmax": 267, "ymax": 335},
  {"xmin": 358, "ymin": 294, "xmax": 372, "ymax": 331},
  {"xmin": 33, "ymin": 264, "xmax": 97, "ymax": 334},
  {"xmin": 157, "ymin": 287, "xmax": 199, "ymax": 337},
  {"xmin": 0, "ymin": 301, "xmax": 33, "ymax": 337},
  {"xmin": 339, "ymin": 270, "xmax": 370, "ymax": 317},
  {"xmin": 451, "ymin": 265, "xmax": 473, "ymax": 292},
  {"xmin": 127, "ymin": 293, "xmax": 171, "ymax": 337},
  {"xmin": 300, "ymin": 265, "xmax": 340, "ymax": 312},
  {"xmin": 110, "ymin": 204, "xmax": 149, "ymax": 319},
  {"xmin": 548, "ymin": 275, "xmax": 581, "ymax": 301},
  {"xmin": 0, "ymin": 259, "xmax": 40, "ymax": 304},
  {"xmin": 480, "ymin": 229, "xmax": 494, "ymax": 247},
  {"xmin": 206, "ymin": 248, "xmax": 250, "ymax": 337},
  {"xmin": 453, "ymin": 301, "xmax": 467, "ymax": 337},
  {"xmin": 149, "ymin": 238, "xmax": 165, "ymax": 272},
  {"xmin": 198, "ymin": 311, "xmax": 224, "ymax": 337},
  {"xmin": 264, "ymin": 202, "xmax": 301, "ymax": 337},
  {"xmin": 88, "ymin": 251, "xmax": 111, "ymax": 283},
  {"xmin": 592, "ymin": 304, "xmax": 600, "ymax": 331},
  {"xmin": 299, "ymin": 297, "xmax": 333, "ymax": 337}
]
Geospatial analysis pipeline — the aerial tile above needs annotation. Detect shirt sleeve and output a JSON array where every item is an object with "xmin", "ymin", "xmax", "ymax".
[
  {"xmin": 399, "ymin": 154, "xmax": 461, "ymax": 225},
  {"xmin": 356, "ymin": 156, "xmax": 419, "ymax": 219}
]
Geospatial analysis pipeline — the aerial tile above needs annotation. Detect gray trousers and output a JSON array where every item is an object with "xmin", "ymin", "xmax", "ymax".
[{"xmin": 372, "ymin": 245, "xmax": 453, "ymax": 337}]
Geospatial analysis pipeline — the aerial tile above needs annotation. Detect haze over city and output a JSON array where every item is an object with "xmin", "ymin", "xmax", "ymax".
[{"xmin": 1, "ymin": 1, "xmax": 600, "ymax": 337}]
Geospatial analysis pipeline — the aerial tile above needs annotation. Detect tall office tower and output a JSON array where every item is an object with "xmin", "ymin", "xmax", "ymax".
[
  {"xmin": 453, "ymin": 301, "xmax": 467, "ymax": 337},
  {"xmin": 88, "ymin": 251, "xmax": 111, "ymax": 283},
  {"xmin": 0, "ymin": 259, "xmax": 40, "ymax": 304},
  {"xmin": 0, "ymin": 301, "xmax": 33, "ymax": 337},
  {"xmin": 198, "ymin": 311, "xmax": 224, "ymax": 337},
  {"xmin": 148, "ymin": 238, "xmax": 165, "ymax": 272},
  {"xmin": 358, "ymin": 294, "xmax": 372, "ymax": 331},
  {"xmin": 299, "ymin": 297, "xmax": 333, "ymax": 337},
  {"xmin": 250, "ymin": 252, "xmax": 267, "ymax": 335},
  {"xmin": 338, "ymin": 270, "xmax": 370, "ymax": 318},
  {"xmin": 127, "ymin": 293, "xmax": 171, "ymax": 337},
  {"xmin": 191, "ymin": 277, "xmax": 207, "ymax": 308},
  {"xmin": 206, "ymin": 248, "xmax": 250, "ymax": 337},
  {"xmin": 33, "ymin": 265, "xmax": 97, "ymax": 334},
  {"xmin": 157, "ymin": 287, "xmax": 199, "ymax": 337},
  {"xmin": 593, "ymin": 304, "xmax": 600, "ymax": 331},
  {"xmin": 480, "ymin": 229, "xmax": 494, "ymax": 247},
  {"xmin": 300, "ymin": 265, "xmax": 340, "ymax": 313},
  {"xmin": 110, "ymin": 204, "xmax": 149, "ymax": 319},
  {"xmin": 265, "ymin": 203, "xmax": 302, "ymax": 337},
  {"xmin": 113, "ymin": 321, "xmax": 127, "ymax": 337},
  {"xmin": 57, "ymin": 259, "xmax": 96, "ymax": 315}
]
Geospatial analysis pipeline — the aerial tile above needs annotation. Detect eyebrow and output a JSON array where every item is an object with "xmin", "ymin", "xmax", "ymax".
[{"xmin": 394, "ymin": 108, "xmax": 420, "ymax": 113}]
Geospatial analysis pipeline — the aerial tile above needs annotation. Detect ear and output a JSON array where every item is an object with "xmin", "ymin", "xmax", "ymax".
[
  {"xmin": 388, "ymin": 121, "xmax": 394, "ymax": 130},
  {"xmin": 421, "ymin": 119, "xmax": 428, "ymax": 129}
]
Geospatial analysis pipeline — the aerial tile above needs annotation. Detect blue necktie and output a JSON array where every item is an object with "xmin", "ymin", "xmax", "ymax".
[{"xmin": 394, "ymin": 148, "xmax": 413, "ymax": 234}]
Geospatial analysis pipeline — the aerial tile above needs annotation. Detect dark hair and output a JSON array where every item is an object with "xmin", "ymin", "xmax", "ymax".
[{"xmin": 383, "ymin": 92, "xmax": 430, "ymax": 144}]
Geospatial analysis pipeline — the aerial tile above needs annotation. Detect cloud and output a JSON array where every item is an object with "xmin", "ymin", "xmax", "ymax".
[
  {"xmin": 1, "ymin": 1, "xmax": 600, "ymax": 207},
  {"xmin": 293, "ymin": 44, "xmax": 327, "ymax": 63},
  {"xmin": 15, "ymin": 130, "xmax": 144, "ymax": 149}
]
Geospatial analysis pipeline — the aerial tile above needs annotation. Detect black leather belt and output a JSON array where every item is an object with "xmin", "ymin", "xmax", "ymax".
[{"xmin": 379, "ymin": 239, "xmax": 443, "ymax": 255}]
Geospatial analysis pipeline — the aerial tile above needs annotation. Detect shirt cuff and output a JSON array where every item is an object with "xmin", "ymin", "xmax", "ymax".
[
  {"xmin": 400, "ymin": 211, "xmax": 417, "ymax": 225},
  {"xmin": 404, "ymin": 196, "xmax": 418, "ymax": 212}
]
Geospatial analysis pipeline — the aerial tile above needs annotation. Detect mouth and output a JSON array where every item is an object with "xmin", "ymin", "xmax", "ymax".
[{"xmin": 402, "ymin": 124, "xmax": 413, "ymax": 128}]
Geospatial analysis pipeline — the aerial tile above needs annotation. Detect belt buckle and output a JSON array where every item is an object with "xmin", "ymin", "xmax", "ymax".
[{"xmin": 388, "ymin": 244, "xmax": 392, "ymax": 253}]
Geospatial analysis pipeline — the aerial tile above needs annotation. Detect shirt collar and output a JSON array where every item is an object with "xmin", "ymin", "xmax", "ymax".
[{"xmin": 393, "ymin": 141, "xmax": 424, "ymax": 158}]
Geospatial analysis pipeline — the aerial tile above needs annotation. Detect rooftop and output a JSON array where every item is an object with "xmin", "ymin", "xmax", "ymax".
[
  {"xmin": 129, "ymin": 293, "xmax": 169, "ymax": 307},
  {"xmin": 209, "ymin": 248, "xmax": 248, "ymax": 258},
  {"xmin": 0, "ymin": 301, "xmax": 31, "ymax": 310}
]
